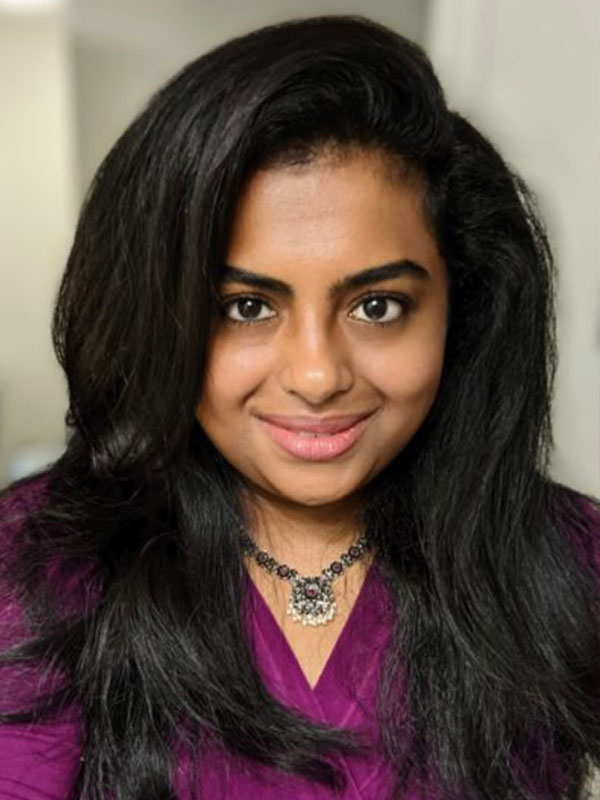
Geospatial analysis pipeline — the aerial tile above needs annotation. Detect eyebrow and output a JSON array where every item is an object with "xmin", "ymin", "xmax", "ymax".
[{"xmin": 219, "ymin": 259, "xmax": 430, "ymax": 299}]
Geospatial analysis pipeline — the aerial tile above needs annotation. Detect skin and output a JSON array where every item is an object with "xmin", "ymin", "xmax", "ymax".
[{"xmin": 196, "ymin": 148, "xmax": 449, "ymax": 614}]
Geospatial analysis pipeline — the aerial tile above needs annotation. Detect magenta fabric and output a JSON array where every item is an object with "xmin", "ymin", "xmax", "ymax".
[
  {"xmin": 0, "ymin": 473, "xmax": 598, "ymax": 799},
  {"xmin": 172, "ymin": 558, "xmax": 403, "ymax": 799}
]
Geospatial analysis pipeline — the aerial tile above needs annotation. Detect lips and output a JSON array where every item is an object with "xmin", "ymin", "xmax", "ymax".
[
  {"xmin": 256, "ymin": 412, "xmax": 372, "ymax": 435},
  {"xmin": 255, "ymin": 411, "xmax": 376, "ymax": 462}
]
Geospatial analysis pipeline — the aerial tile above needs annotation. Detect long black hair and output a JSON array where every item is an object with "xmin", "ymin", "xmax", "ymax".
[{"xmin": 1, "ymin": 14, "xmax": 599, "ymax": 800}]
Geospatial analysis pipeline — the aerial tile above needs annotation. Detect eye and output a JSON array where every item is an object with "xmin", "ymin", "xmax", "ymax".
[
  {"xmin": 220, "ymin": 296, "xmax": 276, "ymax": 324},
  {"xmin": 349, "ymin": 294, "xmax": 412, "ymax": 325}
]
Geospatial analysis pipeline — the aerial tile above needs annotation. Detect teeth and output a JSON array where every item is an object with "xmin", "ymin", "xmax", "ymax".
[{"xmin": 297, "ymin": 431, "xmax": 329, "ymax": 437}]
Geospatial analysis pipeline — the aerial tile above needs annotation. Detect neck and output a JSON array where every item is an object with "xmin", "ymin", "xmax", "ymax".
[{"xmin": 239, "ymin": 486, "xmax": 369, "ymax": 576}]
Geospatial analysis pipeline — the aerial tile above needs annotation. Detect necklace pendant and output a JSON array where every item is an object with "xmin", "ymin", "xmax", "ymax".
[{"xmin": 287, "ymin": 575, "xmax": 336, "ymax": 626}]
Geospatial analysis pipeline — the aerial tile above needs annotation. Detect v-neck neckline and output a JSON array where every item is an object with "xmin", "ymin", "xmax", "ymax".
[
  {"xmin": 244, "ymin": 559, "xmax": 377, "ymax": 696},
  {"xmin": 242, "ymin": 559, "xmax": 399, "ymax": 797}
]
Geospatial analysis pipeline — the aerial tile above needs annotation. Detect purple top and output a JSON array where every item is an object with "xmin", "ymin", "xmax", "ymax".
[
  {"xmin": 172, "ymin": 558, "xmax": 402, "ymax": 799},
  {"xmin": 0, "ymin": 473, "xmax": 598, "ymax": 799}
]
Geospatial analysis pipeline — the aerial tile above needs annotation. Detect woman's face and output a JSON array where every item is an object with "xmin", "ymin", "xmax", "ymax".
[{"xmin": 196, "ymin": 149, "xmax": 449, "ymax": 511}]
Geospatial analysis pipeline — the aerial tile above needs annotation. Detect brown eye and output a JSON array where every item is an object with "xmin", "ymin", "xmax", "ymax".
[
  {"xmin": 221, "ymin": 296, "xmax": 276, "ymax": 324},
  {"xmin": 349, "ymin": 294, "xmax": 412, "ymax": 324}
]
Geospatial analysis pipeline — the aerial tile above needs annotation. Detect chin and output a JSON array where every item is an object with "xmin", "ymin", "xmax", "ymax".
[{"xmin": 266, "ymin": 481, "xmax": 360, "ymax": 508}]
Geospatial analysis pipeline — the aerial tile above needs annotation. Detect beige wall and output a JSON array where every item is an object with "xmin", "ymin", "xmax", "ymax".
[
  {"xmin": 68, "ymin": 0, "xmax": 427, "ymax": 193},
  {"xmin": 0, "ymin": 9, "xmax": 76, "ymax": 485},
  {"xmin": 427, "ymin": 0, "xmax": 600, "ymax": 499}
]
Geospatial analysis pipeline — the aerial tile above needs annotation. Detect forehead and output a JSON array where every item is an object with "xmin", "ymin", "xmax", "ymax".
[{"xmin": 225, "ymin": 149, "xmax": 443, "ymax": 283}]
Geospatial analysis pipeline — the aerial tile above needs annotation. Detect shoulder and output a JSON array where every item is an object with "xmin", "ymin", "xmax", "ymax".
[
  {"xmin": 0, "ymin": 472, "xmax": 86, "ymax": 799},
  {"xmin": 0, "ymin": 470, "xmax": 53, "ymax": 640},
  {"xmin": 576, "ymin": 494, "xmax": 600, "ymax": 534},
  {"xmin": 0, "ymin": 469, "xmax": 53, "ymax": 540},
  {"xmin": 0, "ymin": 467, "xmax": 54, "ymax": 586},
  {"xmin": 578, "ymin": 495, "xmax": 600, "ymax": 581},
  {"xmin": 555, "ymin": 485, "xmax": 600, "ymax": 589},
  {"xmin": 1, "ymin": 468, "xmax": 102, "ymax": 622},
  {"xmin": 0, "ymin": 471, "xmax": 83, "ymax": 797}
]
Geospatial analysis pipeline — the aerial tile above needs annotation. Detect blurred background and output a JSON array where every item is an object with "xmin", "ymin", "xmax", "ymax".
[{"xmin": 0, "ymin": 0, "xmax": 598, "ymax": 496}]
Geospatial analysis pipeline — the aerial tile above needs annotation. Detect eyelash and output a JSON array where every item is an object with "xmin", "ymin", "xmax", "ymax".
[{"xmin": 218, "ymin": 292, "xmax": 415, "ymax": 328}]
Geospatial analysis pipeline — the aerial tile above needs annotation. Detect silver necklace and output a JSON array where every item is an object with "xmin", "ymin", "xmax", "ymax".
[{"xmin": 240, "ymin": 529, "xmax": 372, "ymax": 627}]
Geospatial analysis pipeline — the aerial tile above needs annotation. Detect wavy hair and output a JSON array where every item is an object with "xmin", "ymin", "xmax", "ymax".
[{"xmin": 1, "ymin": 14, "xmax": 599, "ymax": 800}]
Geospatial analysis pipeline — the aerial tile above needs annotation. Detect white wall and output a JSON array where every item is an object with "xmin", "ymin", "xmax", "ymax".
[
  {"xmin": 426, "ymin": 0, "xmax": 600, "ymax": 498},
  {"xmin": 0, "ymin": 9, "xmax": 76, "ymax": 485},
  {"xmin": 68, "ymin": 0, "xmax": 428, "ymax": 193}
]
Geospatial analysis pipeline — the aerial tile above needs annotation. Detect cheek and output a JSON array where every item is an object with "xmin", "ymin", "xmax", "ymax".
[
  {"xmin": 197, "ymin": 340, "xmax": 267, "ymax": 420},
  {"xmin": 356, "ymin": 333, "xmax": 446, "ymax": 405}
]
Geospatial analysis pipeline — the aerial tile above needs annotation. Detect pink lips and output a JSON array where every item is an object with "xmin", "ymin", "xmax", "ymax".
[{"xmin": 256, "ymin": 412, "xmax": 375, "ymax": 461}]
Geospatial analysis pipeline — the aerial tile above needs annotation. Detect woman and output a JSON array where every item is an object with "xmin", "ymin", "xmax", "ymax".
[{"xmin": 0, "ymin": 14, "xmax": 598, "ymax": 800}]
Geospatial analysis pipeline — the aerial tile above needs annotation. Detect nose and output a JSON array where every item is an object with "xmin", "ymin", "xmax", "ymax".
[{"xmin": 278, "ymin": 314, "xmax": 354, "ymax": 405}]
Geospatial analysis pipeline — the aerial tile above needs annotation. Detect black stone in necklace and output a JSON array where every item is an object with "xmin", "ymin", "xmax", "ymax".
[{"xmin": 240, "ymin": 529, "xmax": 372, "ymax": 627}]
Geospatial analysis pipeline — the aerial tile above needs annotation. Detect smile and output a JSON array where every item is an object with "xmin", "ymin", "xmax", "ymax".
[{"xmin": 256, "ymin": 412, "xmax": 375, "ymax": 462}]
